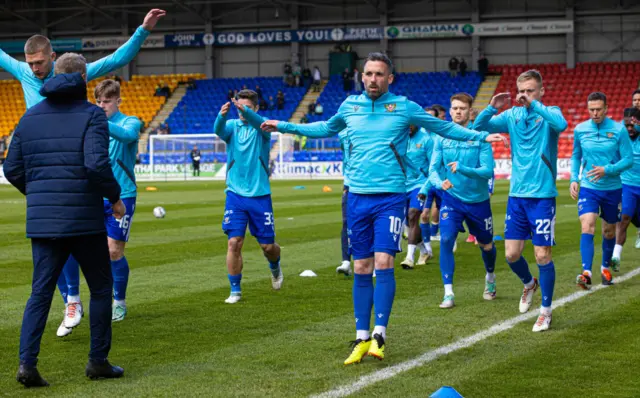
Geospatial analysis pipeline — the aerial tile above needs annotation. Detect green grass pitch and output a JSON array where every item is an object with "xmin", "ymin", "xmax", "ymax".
[{"xmin": 1, "ymin": 179, "xmax": 639, "ymax": 397}]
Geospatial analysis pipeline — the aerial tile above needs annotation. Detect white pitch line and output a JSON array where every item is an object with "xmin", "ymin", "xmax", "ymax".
[{"xmin": 313, "ymin": 266, "xmax": 640, "ymax": 398}]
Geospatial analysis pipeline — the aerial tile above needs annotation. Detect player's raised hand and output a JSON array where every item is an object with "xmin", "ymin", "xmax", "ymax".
[
  {"xmin": 261, "ymin": 120, "xmax": 279, "ymax": 132},
  {"xmin": 516, "ymin": 92, "xmax": 533, "ymax": 108},
  {"xmin": 586, "ymin": 165, "xmax": 606, "ymax": 182},
  {"xmin": 112, "ymin": 199, "xmax": 126, "ymax": 220},
  {"xmin": 485, "ymin": 133, "xmax": 509, "ymax": 148},
  {"xmin": 220, "ymin": 102, "xmax": 231, "ymax": 116},
  {"xmin": 142, "ymin": 9, "xmax": 166, "ymax": 31},
  {"xmin": 442, "ymin": 180, "xmax": 454, "ymax": 191},
  {"xmin": 490, "ymin": 92, "xmax": 511, "ymax": 109},
  {"xmin": 231, "ymin": 97, "xmax": 246, "ymax": 112},
  {"xmin": 447, "ymin": 161, "xmax": 458, "ymax": 173},
  {"xmin": 570, "ymin": 182, "xmax": 580, "ymax": 201}
]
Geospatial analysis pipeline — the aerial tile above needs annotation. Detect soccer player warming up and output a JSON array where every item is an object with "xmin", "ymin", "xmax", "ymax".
[
  {"xmin": 400, "ymin": 124, "xmax": 435, "ymax": 269},
  {"xmin": 215, "ymin": 90, "xmax": 283, "ymax": 304},
  {"xmin": 474, "ymin": 69, "xmax": 567, "ymax": 332},
  {"xmin": 612, "ymin": 108, "xmax": 640, "ymax": 267},
  {"xmin": 427, "ymin": 93, "xmax": 497, "ymax": 308},
  {"xmin": 570, "ymin": 95, "xmax": 633, "ymax": 288},
  {"xmin": 259, "ymin": 52, "xmax": 504, "ymax": 364}
]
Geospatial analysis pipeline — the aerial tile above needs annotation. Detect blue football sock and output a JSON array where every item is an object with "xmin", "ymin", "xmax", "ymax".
[
  {"xmin": 430, "ymin": 223, "xmax": 439, "ymax": 237},
  {"xmin": 353, "ymin": 273, "xmax": 374, "ymax": 331},
  {"xmin": 62, "ymin": 255, "xmax": 80, "ymax": 297},
  {"xmin": 481, "ymin": 244, "xmax": 497, "ymax": 274},
  {"xmin": 111, "ymin": 256, "xmax": 130, "ymax": 301},
  {"xmin": 228, "ymin": 274, "xmax": 242, "ymax": 294},
  {"xmin": 420, "ymin": 223, "xmax": 431, "ymax": 243},
  {"xmin": 56, "ymin": 273, "xmax": 68, "ymax": 304},
  {"xmin": 580, "ymin": 233, "xmax": 595, "ymax": 272},
  {"xmin": 538, "ymin": 261, "xmax": 555, "ymax": 307},
  {"xmin": 602, "ymin": 237, "xmax": 615, "ymax": 269},
  {"xmin": 373, "ymin": 268, "xmax": 396, "ymax": 327},
  {"xmin": 440, "ymin": 233, "xmax": 456, "ymax": 285},
  {"xmin": 507, "ymin": 256, "xmax": 533, "ymax": 285},
  {"xmin": 268, "ymin": 256, "xmax": 281, "ymax": 277}
]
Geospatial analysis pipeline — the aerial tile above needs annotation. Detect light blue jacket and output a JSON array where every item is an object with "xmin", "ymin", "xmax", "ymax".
[
  {"xmin": 107, "ymin": 111, "xmax": 141, "ymax": 199},
  {"xmin": 215, "ymin": 108, "xmax": 271, "ymax": 197},
  {"xmin": 428, "ymin": 137, "xmax": 495, "ymax": 204},
  {"xmin": 474, "ymin": 100, "xmax": 568, "ymax": 198},
  {"xmin": 405, "ymin": 128, "xmax": 435, "ymax": 192},
  {"xmin": 276, "ymin": 92, "xmax": 489, "ymax": 194},
  {"xmin": 622, "ymin": 135, "xmax": 640, "ymax": 187},
  {"xmin": 0, "ymin": 26, "xmax": 150, "ymax": 109},
  {"xmin": 571, "ymin": 117, "xmax": 633, "ymax": 191}
]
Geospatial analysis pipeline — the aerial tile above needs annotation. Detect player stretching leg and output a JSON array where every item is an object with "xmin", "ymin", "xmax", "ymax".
[
  {"xmin": 428, "ymin": 93, "xmax": 497, "ymax": 308},
  {"xmin": 216, "ymin": 90, "xmax": 283, "ymax": 304},
  {"xmin": 337, "ymin": 130, "xmax": 352, "ymax": 276},
  {"xmin": 401, "ymin": 125, "xmax": 434, "ymax": 269},
  {"xmin": 475, "ymin": 70, "xmax": 568, "ymax": 332},
  {"xmin": 259, "ymin": 52, "xmax": 503, "ymax": 363},
  {"xmin": 611, "ymin": 108, "xmax": 640, "ymax": 269}
]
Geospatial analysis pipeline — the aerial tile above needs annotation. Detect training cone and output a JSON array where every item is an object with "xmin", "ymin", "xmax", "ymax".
[
  {"xmin": 145, "ymin": 186, "xmax": 158, "ymax": 192},
  {"xmin": 299, "ymin": 270, "xmax": 317, "ymax": 277},
  {"xmin": 430, "ymin": 386, "xmax": 464, "ymax": 398},
  {"xmin": 322, "ymin": 185, "xmax": 333, "ymax": 193}
]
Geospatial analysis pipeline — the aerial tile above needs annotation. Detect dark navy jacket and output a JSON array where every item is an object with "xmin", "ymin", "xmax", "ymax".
[{"xmin": 3, "ymin": 73, "xmax": 121, "ymax": 238}]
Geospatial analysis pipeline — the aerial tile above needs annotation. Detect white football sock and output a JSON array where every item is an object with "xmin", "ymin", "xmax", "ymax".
[
  {"xmin": 356, "ymin": 330, "xmax": 370, "ymax": 341},
  {"xmin": 67, "ymin": 295, "xmax": 80, "ymax": 304},
  {"xmin": 372, "ymin": 325, "xmax": 386, "ymax": 340},
  {"xmin": 485, "ymin": 272, "xmax": 496, "ymax": 283},
  {"xmin": 613, "ymin": 244, "xmax": 623, "ymax": 259},
  {"xmin": 114, "ymin": 299, "xmax": 126, "ymax": 307},
  {"xmin": 444, "ymin": 284, "xmax": 454, "ymax": 296},
  {"xmin": 540, "ymin": 306, "xmax": 552, "ymax": 315},
  {"xmin": 524, "ymin": 279, "xmax": 535, "ymax": 289},
  {"xmin": 423, "ymin": 241, "xmax": 432, "ymax": 253},
  {"xmin": 407, "ymin": 244, "xmax": 417, "ymax": 260}
]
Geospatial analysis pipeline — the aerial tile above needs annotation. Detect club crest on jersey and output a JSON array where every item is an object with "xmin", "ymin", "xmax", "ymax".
[
  {"xmin": 353, "ymin": 105, "xmax": 360, "ymax": 112},
  {"xmin": 607, "ymin": 132, "xmax": 614, "ymax": 138},
  {"xmin": 535, "ymin": 117, "xmax": 542, "ymax": 124},
  {"xmin": 416, "ymin": 143, "xmax": 422, "ymax": 148},
  {"xmin": 441, "ymin": 212, "xmax": 449, "ymax": 220},
  {"xmin": 385, "ymin": 103, "xmax": 396, "ymax": 112}
]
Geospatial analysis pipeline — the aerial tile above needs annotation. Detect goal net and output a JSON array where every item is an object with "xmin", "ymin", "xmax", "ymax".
[{"xmin": 140, "ymin": 133, "xmax": 294, "ymax": 181}]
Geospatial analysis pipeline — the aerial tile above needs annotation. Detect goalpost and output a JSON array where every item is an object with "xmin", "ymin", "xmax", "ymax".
[{"xmin": 142, "ymin": 133, "xmax": 294, "ymax": 182}]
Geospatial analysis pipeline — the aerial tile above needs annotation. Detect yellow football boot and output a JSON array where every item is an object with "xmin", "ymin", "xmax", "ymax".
[{"xmin": 344, "ymin": 339, "xmax": 371, "ymax": 365}]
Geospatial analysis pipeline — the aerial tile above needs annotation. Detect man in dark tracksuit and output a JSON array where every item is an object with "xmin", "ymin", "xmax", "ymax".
[
  {"xmin": 3, "ymin": 53, "xmax": 126, "ymax": 387},
  {"xmin": 191, "ymin": 145, "xmax": 201, "ymax": 177}
]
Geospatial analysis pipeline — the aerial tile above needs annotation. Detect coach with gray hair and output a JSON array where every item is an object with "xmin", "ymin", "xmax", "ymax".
[{"xmin": 4, "ymin": 52, "xmax": 126, "ymax": 387}]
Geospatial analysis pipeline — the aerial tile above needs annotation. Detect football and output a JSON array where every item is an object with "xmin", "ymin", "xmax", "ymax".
[{"xmin": 153, "ymin": 206, "xmax": 166, "ymax": 219}]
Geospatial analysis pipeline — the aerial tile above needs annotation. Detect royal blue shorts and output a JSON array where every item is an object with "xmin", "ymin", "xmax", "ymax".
[
  {"xmin": 347, "ymin": 192, "xmax": 406, "ymax": 260},
  {"xmin": 578, "ymin": 187, "xmax": 621, "ymax": 224},
  {"xmin": 621, "ymin": 184, "xmax": 640, "ymax": 227},
  {"xmin": 425, "ymin": 186, "xmax": 442, "ymax": 210},
  {"xmin": 407, "ymin": 187, "xmax": 424, "ymax": 211},
  {"xmin": 223, "ymin": 190, "xmax": 275, "ymax": 244},
  {"xmin": 505, "ymin": 197, "xmax": 556, "ymax": 247},
  {"xmin": 440, "ymin": 192, "xmax": 493, "ymax": 245},
  {"xmin": 103, "ymin": 197, "xmax": 136, "ymax": 242}
]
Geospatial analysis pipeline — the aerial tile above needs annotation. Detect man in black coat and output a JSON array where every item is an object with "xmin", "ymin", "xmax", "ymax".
[
  {"xmin": 190, "ymin": 145, "xmax": 201, "ymax": 177},
  {"xmin": 3, "ymin": 52, "xmax": 126, "ymax": 388}
]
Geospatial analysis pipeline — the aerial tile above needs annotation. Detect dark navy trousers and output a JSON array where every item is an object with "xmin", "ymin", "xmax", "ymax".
[{"xmin": 20, "ymin": 233, "xmax": 113, "ymax": 366}]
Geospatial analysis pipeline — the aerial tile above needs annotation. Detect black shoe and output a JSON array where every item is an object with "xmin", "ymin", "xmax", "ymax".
[
  {"xmin": 85, "ymin": 360, "xmax": 124, "ymax": 380},
  {"xmin": 16, "ymin": 364, "xmax": 49, "ymax": 388}
]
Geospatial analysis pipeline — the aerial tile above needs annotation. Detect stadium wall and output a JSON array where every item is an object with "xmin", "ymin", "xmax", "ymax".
[{"xmin": 1, "ymin": 0, "xmax": 640, "ymax": 79}]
